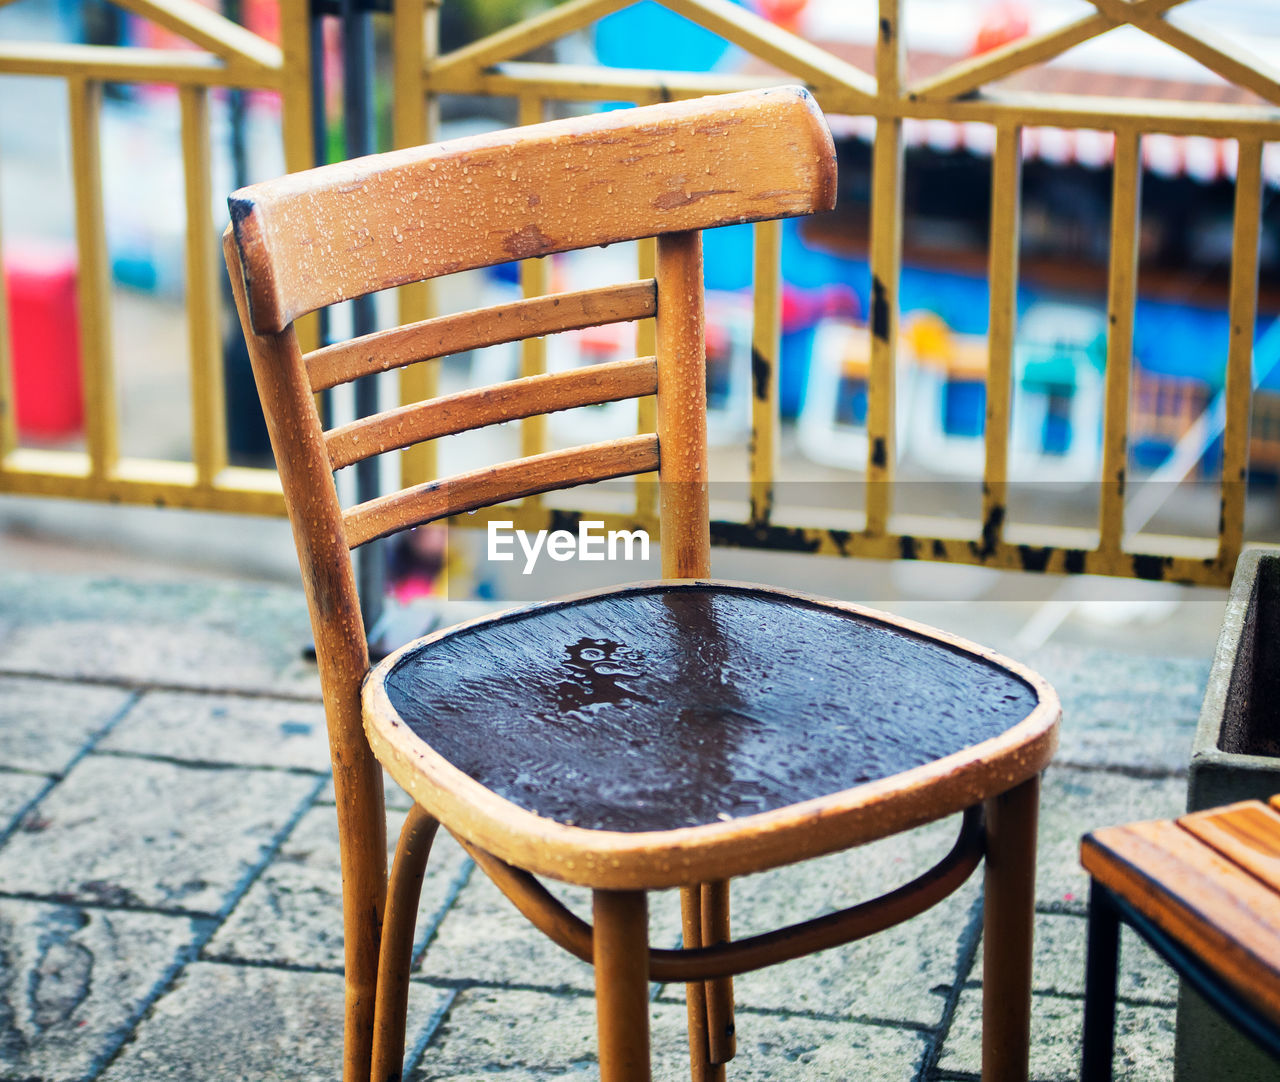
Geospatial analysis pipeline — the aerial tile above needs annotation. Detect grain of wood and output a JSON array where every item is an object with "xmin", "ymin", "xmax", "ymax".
[
  {"xmin": 228, "ymin": 86, "xmax": 835, "ymax": 333},
  {"xmin": 325, "ymin": 358, "xmax": 657, "ymax": 471},
  {"xmin": 306, "ymin": 282, "xmax": 656, "ymax": 391}
]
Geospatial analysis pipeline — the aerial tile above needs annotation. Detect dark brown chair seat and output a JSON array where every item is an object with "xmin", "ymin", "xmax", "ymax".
[{"xmin": 366, "ymin": 581, "xmax": 1054, "ymax": 887}]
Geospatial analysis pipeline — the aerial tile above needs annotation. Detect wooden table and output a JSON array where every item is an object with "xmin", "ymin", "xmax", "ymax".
[{"xmin": 1080, "ymin": 797, "xmax": 1280, "ymax": 1080}]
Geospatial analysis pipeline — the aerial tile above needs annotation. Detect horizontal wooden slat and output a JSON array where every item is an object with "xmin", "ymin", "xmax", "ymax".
[
  {"xmin": 0, "ymin": 42, "xmax": 281, "ymax": 89},
  {"xmin": 1082, "ymin": 818, "xmax": 1280, "ymax": 1025},
  {"xmin": 909, "ymin": 90, "xmax": 1280, "ymax": 138},
  {"xmin": 326, "ymin": 357, "xmax": 658, "ymax": 470},
  {"xmin": 431, "ymin": 63, "xmax": 787, "ymax": 104},
  {"xmin": 306, "ymin": 281, "xmax": 656, "ymax": 391},
  {"xmin": 229, "ymin": 87, "xmax": 835, "ymax": 333},
  {"xmin": 430, "ymin": 63, "xmax": 1280, "ymax": 138},
  {"xmin": 0, "ymin": 450, "xmax": 284, "ymax": 513},
  {"xmin": 1180, "ymin": 803, "xmax": 1280, "ymax": 893},
  {"xmin": 342, "ymin": 435, "xmax": 659, "ymax": 549}
]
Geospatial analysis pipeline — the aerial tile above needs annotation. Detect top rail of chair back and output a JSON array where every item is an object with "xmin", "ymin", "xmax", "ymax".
[{"xmin": 227, "ymin": 86, "xmax": 836, "ymax": 335}]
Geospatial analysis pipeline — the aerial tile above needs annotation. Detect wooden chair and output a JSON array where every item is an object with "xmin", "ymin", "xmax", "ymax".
[
  {"xmin": 223, "ymin": 87, "xmax": 1060, "ymax": 1082},
  {"xmin": 1080, "ymin": 797, "xmax": 1280, "ymax": 1080}
]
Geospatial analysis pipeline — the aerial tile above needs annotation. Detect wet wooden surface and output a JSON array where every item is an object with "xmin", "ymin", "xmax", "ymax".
[
  {"xmin": 1083, "ymin": 798, "xmax": 1280, "ymax": 1028},
  {"xmin": 385, "ymin": 583, "xmax": 1039, "ymax": 833},
  {"xmin": 229, "ymin": 87, "xmax": 835, "ymax": 334}
]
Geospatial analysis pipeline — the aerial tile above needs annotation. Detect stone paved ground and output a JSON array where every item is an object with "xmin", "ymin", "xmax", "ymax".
[{"xmin": 0, "ymin": 570, "xmax": 1210, "ymax": 1081}]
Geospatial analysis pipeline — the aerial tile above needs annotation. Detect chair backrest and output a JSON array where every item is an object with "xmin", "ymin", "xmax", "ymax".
[
  {"xmin": 222, "ymin": 87, "xmax": 833, "ymax": 1060},
  {"xmin": 225, "ymin": 82, "xmax": 833, "ymax": 695}
]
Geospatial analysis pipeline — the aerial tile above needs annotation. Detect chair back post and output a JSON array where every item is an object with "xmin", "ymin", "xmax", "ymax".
[
  {"xmin": 656, "ymin": 228, "xmax": 711, "ymax": 580},
  {"xmin": 223, "ymin": 230, "xmax": 387, "ymax": 1082}
]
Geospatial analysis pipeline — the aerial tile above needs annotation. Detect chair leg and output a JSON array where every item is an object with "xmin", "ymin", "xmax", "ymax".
[
  {"xmin": 1080, "ymin": 881, "xmax": 1120, "ymax": 1082},
  {"xmin": 681, "ymin": 887, "xmax": 725, "ymax": 1082},
  {"xmin": 701, "ymin": 880, "xmax": 736, "ymax": 1067},
  {"xmin": 370, "ymin": 805, "xmax": 440, "ymax": 1082},
  {"xmin": 337, "ymin": 761, "xmax": 389, "ymax": 1082},
  {"xmin": 594, "ymin": 889, "xmax": 652, "ymax": 1082},
  {"xmin": 681, "ymin": 887, "xmax": 714, "ymax": 1081},
  {"xmin": 981, "ymin": 775, "xmax": 1040, "ymax": 1082}
]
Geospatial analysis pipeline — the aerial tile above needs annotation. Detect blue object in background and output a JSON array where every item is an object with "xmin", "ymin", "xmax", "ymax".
[
  {"xmin": 704, "ymin": 220, "xmax": 856, "ymax": 417},
  {"xmin": 594, "ymin": 1, "xmax": 741, "ymax": 72},
  {"xmin": 743, "ymin": 217, "xmax": 1278, "ymax": 396},
  {"xmin": 944, "ymin": 382, "xmax": 986, "ymax": 439}
]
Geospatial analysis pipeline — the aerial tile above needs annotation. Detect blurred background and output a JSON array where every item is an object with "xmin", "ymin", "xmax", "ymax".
[{"xmin": 4, "ymin": 0, "xmax": 1279, "ymax": 654}]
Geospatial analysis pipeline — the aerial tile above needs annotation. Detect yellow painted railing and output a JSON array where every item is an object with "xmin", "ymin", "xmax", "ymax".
[
  {"xmin": 3, "ymin": 0, "xmax": 1278, "ymax": 585},
  {"xmin": 397, "ymin": 0, "xmax": 1280, "ymax": 586},
  {"xmin": 0, "ymin": 0, "xmax": 314, "ymax": 514}
]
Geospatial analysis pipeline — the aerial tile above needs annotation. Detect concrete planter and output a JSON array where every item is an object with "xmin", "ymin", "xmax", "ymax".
[
  {"xmin": 1176, "ymin": 546, "xmax": 1280, "ymax": 1081},
  {"xmin": 1188, "ymin": 547, "xmax": 1280, "ymax": 808}
]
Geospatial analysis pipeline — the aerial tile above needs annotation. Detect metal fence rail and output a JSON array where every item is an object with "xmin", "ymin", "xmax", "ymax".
[
  {"xmin": 0, "ymin": 0, "xmax": 314, "ymax": 515},
  {"xmin": 3, "ymin": 0, "xmax": 1278, "ymax": 586}
]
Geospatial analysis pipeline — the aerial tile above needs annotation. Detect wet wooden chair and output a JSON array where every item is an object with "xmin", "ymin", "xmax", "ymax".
[
  {"xmin": 1080, "ymin": 797, "xmax": 1280, "ymax": 1080},
  {"xmin": 223, "ymin": 87, "xmax": 1060, "ymax": 1082}
]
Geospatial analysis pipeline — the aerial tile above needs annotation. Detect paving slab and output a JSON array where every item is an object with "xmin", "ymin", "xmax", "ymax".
[
  {"xmin": 1016, "ymin": 911, "xmax": 1179, "ymax": 1004},
  {"xmin": 0, "ymin": 676, "xmax": 135, "ymax": 774},
  {"xmin": 1026, "ymin": 645, "xmax": 1207, "ymax": 775},
  {"xmin": 0, "ymin": 575, "xmax": 216, "ymax": 626},
  {"xmin": 0, "ymin": 618, "xmax": 321, "ymax": 697},
  {"xmin": 416, "ymin": 868, "xmax": 683, "ymax": 994},
  {"xmin": 697, "ymin": 881, "xmax": 978, "ymax": 1029},
  {"xmin": 98, "ymin": 962, "xmax": 449, "ymax": 1082},
  {"xmin": 0, "ymin": 897, "xmax": 202, "ymax": 1082},
  {"xmin": 678, "ymin": 817, "xmax": 981, "ymax": 1026},
  {"xmin": 0, "ymin": 770, "xmax": 50, "ymax": 834},
  {"xmin": 938, "ymin": 985, "xmax": 1176, "ymax": 1081},
  {"xmin": 1035, "ymin": 767, "xmax": 1187, "ymax": 911},
  {"xmin": 206, "ymin": 805, "xmax": 471, "ymax": 970},
  {"xmin": 0, "ymin": 754, "xmax": 320, "ymax": 914},
  {"xmin": 409, "ymin": 986, "xmax": 930, "ymax": 1081},
  {"xmin": 99, "ymin": 690, "xmax": 331, "ymax": 772},
  {"xmin": 0, "ymin": 574, "xmax": 320, "ymax": 697}
]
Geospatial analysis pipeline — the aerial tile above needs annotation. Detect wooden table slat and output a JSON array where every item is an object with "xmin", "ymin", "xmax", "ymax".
[
  {"xmin": 1179, "ymin": 802, "xmax": 1280, "ymax": 894},
  {"xmin": 1082, "ymin": 815, "xmax": 1280, "ymax": 1024}
]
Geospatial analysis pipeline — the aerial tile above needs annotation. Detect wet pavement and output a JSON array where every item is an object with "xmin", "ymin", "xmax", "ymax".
[{"xmin": 0, "ymin": 557, "xmax": 1216, "ymax": 1080}]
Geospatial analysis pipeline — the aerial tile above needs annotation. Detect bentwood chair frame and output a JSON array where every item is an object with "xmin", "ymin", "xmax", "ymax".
[{"xmin": 224, "ymin": 87, "xmax": 1060, "ymax": 1082}]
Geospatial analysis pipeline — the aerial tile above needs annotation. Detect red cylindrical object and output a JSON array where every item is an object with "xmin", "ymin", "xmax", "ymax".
[{"xmin": 6, "ymin": 243, "xmax": 84, "ymax": 439}]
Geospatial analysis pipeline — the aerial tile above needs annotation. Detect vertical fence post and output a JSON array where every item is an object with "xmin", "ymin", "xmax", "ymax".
[
  {"xmin": 395, "ymin": 0, "xmax": 438, "ymax": 490},
  {"xmin": 866, "ymin": 0, "xmax": 903, "ymax": 537},
  {"xmin": 68, "ymin": 75, "xmax": 118, "ymax": 481},
  {"xmin": 518, "ymin": 93, "xmax": 550, "ymax": 481},
  {"xmin": 982, "ymin": 121, "xmax": 1022, "ymax": 557},
  {"xmin": 280, "ymin": 0, "xmax": 317, "ymax": 354},
  {"xmin": 750, "ymin": 220, "xmax": 780, "ymax": 528},
  {"xmin": 1099, "ymin": 130, "xmax": 1141, "ymax": 563},
  {"xmin": 1219, "ymin": 137, "xmax": 1262, "ymax": 571},
  {"xmin": 181, "ymin": 84, "xmax": 229, "ymax": 488}
]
